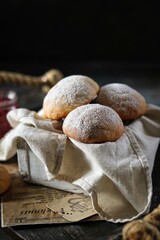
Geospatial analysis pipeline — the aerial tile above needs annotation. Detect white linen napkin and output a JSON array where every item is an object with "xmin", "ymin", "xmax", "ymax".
[
  {"xmin": 0, "ymin": 109, "xmax": 67, "ymax": 177},
  {"xmin": 0, "ymin": 104, "xmax": 160, "ymax": 223}
]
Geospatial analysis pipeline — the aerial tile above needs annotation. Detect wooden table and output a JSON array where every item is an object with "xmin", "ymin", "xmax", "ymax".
[{"xmin": 0, "ymin": 62, "xmax": 160, "ymax": 239}]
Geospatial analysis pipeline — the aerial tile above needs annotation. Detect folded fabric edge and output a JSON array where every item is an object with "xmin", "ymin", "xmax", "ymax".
[
  {"xmin": 45, "ymin": 134, "xmax": 67, "ymax": 180},
  {"xmin": 124, "ymin": 127, "xmax": 153, "ymax": 208},
  {"xmin": 73, "ymin": 126, "xmax": 154, "ymax": 223},
  {"xmin": 74, "ymin": 177, "xmax": 152, "ymax": 223}
]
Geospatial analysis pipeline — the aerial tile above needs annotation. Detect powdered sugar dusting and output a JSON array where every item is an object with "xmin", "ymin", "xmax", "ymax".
[
  {"xmin": 63, "ymin": 104, "xmax": 124, "ymax": 143},
  {"xmin": 95, "ymin": 83, "xmax": 147, "ymax": 120},
  {"xmin": 43, "ymin": 75, "xmax": 100, "ymax": 119},
  {"xmin": 45, "ymin": 75, "xmax": 99, "ymax": 106}
]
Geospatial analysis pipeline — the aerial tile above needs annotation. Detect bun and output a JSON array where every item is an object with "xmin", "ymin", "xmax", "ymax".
[
  {"xmin": 43, "ymin": 75, "xmax": 99, "ymax": 120},
  {"xmin": 62, "ymin": 104, "xmax": 124, "ymax": 143},
  {"xmin": 0, "ymin": 165, "xmax": 11, "ymax": 194},
  {"xmin": 95, "ymin": 83, "xmax": 147, "ymax": 120}
]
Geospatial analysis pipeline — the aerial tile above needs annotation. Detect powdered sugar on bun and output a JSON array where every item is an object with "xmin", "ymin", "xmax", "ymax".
[
  {"xmin": 95, "ymin": 83, "xmax": 147, "ymax": 120},
  {"xmin": 62, "ymin": 104, "xmax": 124, "ymax": 143},
  {"xmin": 43, "ymin": 75, "xmax": 99, "ymax": 120}
]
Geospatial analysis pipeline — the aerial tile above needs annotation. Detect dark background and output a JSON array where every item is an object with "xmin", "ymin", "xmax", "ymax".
[
  {"xmin": 0, "ymin": 1, "xmax": 160, "ymax": 70},
  {"xmin": 0, "ymin": 2, "xmax": 160, "ymax": 239},
  {"xmin": 0, "ymin": 1, "xmax": 160, "ymax": 110}
]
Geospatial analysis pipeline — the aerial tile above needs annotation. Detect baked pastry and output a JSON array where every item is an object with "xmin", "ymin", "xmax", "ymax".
[
  {"xmin": 62, "ymin": 104, "xmax": 124, "ymax": 143},
  {"xmin": 122, "ymin": 220, "xmax": 160, "ymax": 240},
  {"xmin": 95, "ymin": 83, "xmax": 147, "ymax": 121},
  {"xmin": 43, "ymin": 75, "xmax": 99, "ymax": 120},
  {"xmin": 143, "ymin": 207, "xmax": 160, "ymax": 230},
  {"xmin": 0, "ymin": 165, "xmax": 11, "ymax": 195}
]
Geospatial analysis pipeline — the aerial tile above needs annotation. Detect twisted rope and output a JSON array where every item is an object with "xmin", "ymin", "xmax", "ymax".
[{"xmin": 0, "ymin": 69, "xmax": 63, "ymax": 92}]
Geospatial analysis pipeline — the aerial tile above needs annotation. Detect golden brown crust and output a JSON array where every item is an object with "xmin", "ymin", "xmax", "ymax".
[
  {"xmin": 122, "ymin": 220, "xmax": 160, "ymax": 240},
  {"xmin": 62, "ymin": 104, "xmax": 124, "ymax": 143},
  {"xmin": 95, "ymin": 83, "xmax": 148, "ymax": 121},
  {"xmin": 0, "ymin": 165, "xmax": 11, "ymax": 195},
  {"xmin": 43, "ymin": 75, "xmax": 100, "ymax": 120}
]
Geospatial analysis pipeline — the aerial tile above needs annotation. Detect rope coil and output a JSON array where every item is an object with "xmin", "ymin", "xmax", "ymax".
[{"xmin": 0, "ymin": 69, "xmax": 63, "ymax": 93}]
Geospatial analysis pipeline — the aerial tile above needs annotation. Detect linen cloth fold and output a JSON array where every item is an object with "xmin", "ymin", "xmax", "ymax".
[
  {"xmin": 0, "ymin": 104, "xmax": 160, "ymax": 223},
  {"xmin": 0, "ymin": 109, "xmax": 67, "ymax": 177}
]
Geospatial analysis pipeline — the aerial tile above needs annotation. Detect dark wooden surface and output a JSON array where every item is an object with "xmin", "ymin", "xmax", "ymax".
[{"xmin": 0, "ymin": 62, "xmax": 160, "ymax": 240}]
